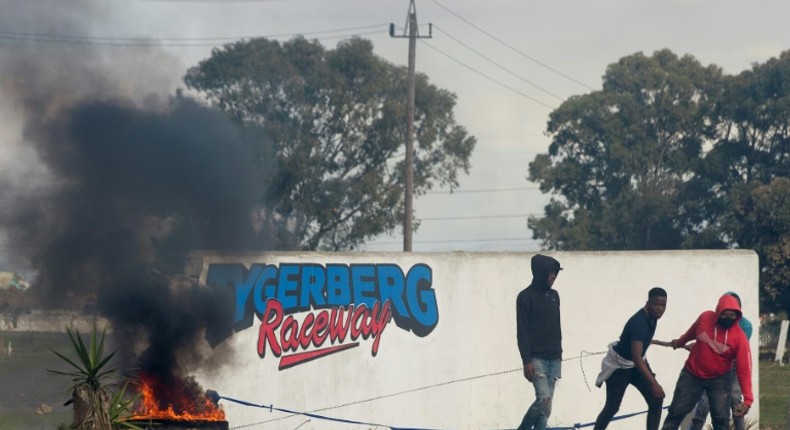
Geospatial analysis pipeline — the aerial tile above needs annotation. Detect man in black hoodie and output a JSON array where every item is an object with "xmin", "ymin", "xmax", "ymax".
[{"xmin": 516, "ymin": 254, "xmax": 563, "ymax": 430}]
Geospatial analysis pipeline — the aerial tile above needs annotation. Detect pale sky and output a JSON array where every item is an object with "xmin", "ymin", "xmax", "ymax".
[{"xmin": 1, "ymin": 0, "xmax": 789, "ymax": 259}]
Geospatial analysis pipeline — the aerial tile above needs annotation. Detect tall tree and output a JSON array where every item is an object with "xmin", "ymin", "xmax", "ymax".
[
  {"xmin": 530, "ymin": 49, "xmax": 790, "ymax": 313},
  {"xmin": 694, "ymin": 52, "xmax": 790, "ymax": 311},
  {"xmin": 528, "ymin": 50, "xmax": 723, "ymax": 250},
  {"xmin": 724, "ymin": 178, "xmax": 790, "ymax": 312},
  {"xmin": 184, "ymin": 37, "xmax": 475, "ymax": 250}
]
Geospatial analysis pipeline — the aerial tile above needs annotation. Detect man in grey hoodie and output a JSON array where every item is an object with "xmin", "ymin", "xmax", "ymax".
[{"xmin": 516, "ymin": 254, "xmax": 563, "ymax": 430}]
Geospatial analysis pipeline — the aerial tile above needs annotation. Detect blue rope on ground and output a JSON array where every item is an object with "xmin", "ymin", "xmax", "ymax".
[
  {"xmin": 220, "ymin": 393, "xmax": 670, "ymax": 430},
  {"xmin": 219, "ymin": 394, "xmax": 444, "ymax": 430},
  {"xmin": 565, "ymin": 405, "xmax": 670, "ymax": 429}
]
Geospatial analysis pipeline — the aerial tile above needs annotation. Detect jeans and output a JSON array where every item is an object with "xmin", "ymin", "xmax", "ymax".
[
  {"xmin": 688, "ymin": 369, "xmax": 744, "ymax": 430},
  {"xmin": 661, "ymin": 368, "xmax": 732, "ymax": 430},
  {"xmin": 593, "ymin": 367, "xmax": 663, "ymax": 430},
  {"xmin": 518, "ymin": 358, "xmax": 561, "ymax": 430}
]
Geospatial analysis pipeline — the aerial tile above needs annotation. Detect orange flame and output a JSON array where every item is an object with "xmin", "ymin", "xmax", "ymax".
[{"xmin": 129, "ymin": 373, "xmax": 225, "ymax": 422}]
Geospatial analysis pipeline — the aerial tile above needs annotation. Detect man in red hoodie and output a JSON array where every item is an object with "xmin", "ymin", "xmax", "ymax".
[{"xmin": 660, "ymin": 294, "xmax": 753, "ymax": 430}]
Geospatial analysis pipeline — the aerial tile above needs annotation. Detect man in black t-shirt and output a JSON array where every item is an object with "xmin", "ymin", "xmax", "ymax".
[{"xmin": 593, "ymin": 287, "xmax": 668, "ymax": 430}]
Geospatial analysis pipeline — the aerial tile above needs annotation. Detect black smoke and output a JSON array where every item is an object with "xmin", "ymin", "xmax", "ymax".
[
  {"xmin": 8, "ymin": 94, "xmax": 274, "ymax": 395},
  {"xmin": 37, "ymin": 98, "xmax": 269, "ymax": 371},
  {"xmin": 0, "ymin": 0, "xmax": 277, "ymax": 408}
]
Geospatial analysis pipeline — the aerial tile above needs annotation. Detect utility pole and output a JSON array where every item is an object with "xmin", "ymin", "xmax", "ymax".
[{"xmin": 390, "ymin": 0, "xmax": 431, "ymax": 252}]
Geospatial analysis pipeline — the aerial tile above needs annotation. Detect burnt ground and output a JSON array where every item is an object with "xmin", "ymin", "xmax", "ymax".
[{"xmin": 0, "ymin": 331, "xmax": 75, "ymax": 429}]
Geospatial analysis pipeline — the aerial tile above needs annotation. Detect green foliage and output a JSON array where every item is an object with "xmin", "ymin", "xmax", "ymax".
[
  {"xmin": 48, "ymin": 325, "xmax": 117, "ymax": 430},
  {"xmin": 529, "ymin": 49, "xmax": 723, "ymax": 250},
  {"xmin": 529, "ymin": 48, "xmax": 790, "ymax": 313},
  {"xmin": 48, "ymin": 325, "xmax": 117, "ymax": 391},
  {"xmin": 725, "ymin": 178, "xmax": 790, "ymax": 312},
  {"xmin": 700, "ymin": 52, "xmax": 790, "ymax": 312},
  {"xmin": 185, "ymin": 36, "xmax": 476, "ymax": 250},
  {"xmin": 109, "ymin": 381, "xmax": 143, "ymax": 430}
]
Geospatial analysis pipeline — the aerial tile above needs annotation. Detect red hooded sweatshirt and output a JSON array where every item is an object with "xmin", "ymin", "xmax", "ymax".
[{"xmin": 676, "ymin": 294, "xmax": 753, "ymax": 406}]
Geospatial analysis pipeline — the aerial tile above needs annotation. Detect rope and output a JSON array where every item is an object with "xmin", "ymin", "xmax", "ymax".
[
  {"xmin": 576, "ymin": 350, "xmax": 607, "ymax": 391},
  {"xmin": 220, "ymin": 396, "xmax": 391, "ymax": 428},
  {"xmin": 292, "ymin": 419, "xmax": 310, "ymax": 429},
  {"xmin": 226, "ymin": 349, "xmax": 610, "ymax": 429},
  {"xmin": 223, "ymin": 392, "xmax": 668, "ymax": 430},
  {"xmin": 227, "ymin": 367, "xmax": 524, "ymax": 428},
  {"xmin": 568, "ymin": 406, "xmax": 670, "ymax": 429}
]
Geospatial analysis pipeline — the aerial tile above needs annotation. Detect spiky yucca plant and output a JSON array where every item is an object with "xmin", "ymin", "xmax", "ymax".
[
  {"xmin": 109, "ymin": 381, "xmax": 144, "ymax": 430},
  {"xmin": 49, "ymin": 325, "xmax": 116, "ymax": 430}
]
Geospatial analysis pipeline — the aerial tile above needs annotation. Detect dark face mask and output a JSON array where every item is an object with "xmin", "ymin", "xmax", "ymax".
[{"xmin": 718, "ymin": 317, "xmax": 737, "ymax": 329}]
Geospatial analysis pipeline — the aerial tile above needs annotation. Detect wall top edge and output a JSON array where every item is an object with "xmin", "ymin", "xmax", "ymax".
[{"xmin": 185, "ymin": 249, "xmax": 758, "ymax": 258}]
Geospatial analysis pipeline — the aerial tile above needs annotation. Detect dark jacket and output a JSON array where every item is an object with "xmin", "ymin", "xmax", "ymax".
[{"xmin": 516, "ymin": 254, "xmax": 562, "ymax": 363}]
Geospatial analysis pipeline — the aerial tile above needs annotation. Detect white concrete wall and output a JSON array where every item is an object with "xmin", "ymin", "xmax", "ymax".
[{"xmin": 193, "ymin": 250, "xmax": 759, "ymax": 430}]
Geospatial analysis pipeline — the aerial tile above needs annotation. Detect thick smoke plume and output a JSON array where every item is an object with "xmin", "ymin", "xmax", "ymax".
[
  {"xmin": 29, "ymin": 98, "xmax": 267, "ymax": 375},
  {"xmin": 0, "ymin": 0, "xmax": 273, "ymax": 405}
]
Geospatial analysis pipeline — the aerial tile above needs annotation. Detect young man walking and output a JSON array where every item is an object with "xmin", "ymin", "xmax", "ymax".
[
  {"xmin": 593, "ymin": 287, "xmax": 667, "ymax": 430},
  {"xmin": 516, "ymin": 254, "xmax": 563, "ymax": 430},
  {"xmin": 660, "ymin": 293, "xmax": 753, "ymax": 430}
]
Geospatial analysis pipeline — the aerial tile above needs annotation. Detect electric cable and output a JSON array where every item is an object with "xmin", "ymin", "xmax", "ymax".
[
  {"xmin": 432, "ymin": 25, "xmax": 564, "ymax": 101},
  {"xmin": 0, "ymin": 24, "xmax": 388, "ymax": 47},
  {"xmin": 365, "ymin": 237, "xmax": 539, "ymax": 246},
  {"xmin": 426, "ymin": 186, "xmax": 540, "ymax": 194},
  {"xmin": 421, "ymin": 214, "xmax": 536, "ymax": 221},
  {"xmin": 419, "ymin": 40, "xmax": 555, "ymax": 110},
  {"xmin": 224, "ymin": 350, "xmax": 610, "ymax": 429},
  {"xmin": 429, "ymin": 0, "xmax": 595, "ymax": 91}
]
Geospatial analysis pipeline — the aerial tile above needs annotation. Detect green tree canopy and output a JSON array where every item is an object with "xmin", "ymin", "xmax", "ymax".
[
  {"xmin": 704, "ymin": 53, "xmax": 790, "ymax": 311},
  {"xmin": 529, "ymin": 48, "xmax": 790, "ymax": 313},
  {"xmin": 725, "ymin": 178, "xmax": 790, "ymax": 311},
  {"xmin": 184, "ymin": 36, "xmax": 475, "ymax": 250},
  {"xmin": 528, "ymin": 49, "xmax": 723, "ymax": 250}
]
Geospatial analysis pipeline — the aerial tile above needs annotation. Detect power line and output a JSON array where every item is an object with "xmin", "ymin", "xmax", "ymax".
[
  {"xmin": 421, "ymin": 214, "xmax": 538, "ymax": 221},
  {"xmin": 432, "ymin": 25, "xmax": 564, "ymax": 102},
  {"xmin": 426, "ymin": 186, "xmax": 540, "ymax": 194},
  {"xmin": 0, "ymin": 26, "xmax": 387, "ymax": 45},
  {"xmin": 0, "ymin": 234, "xmax": 545, "ymax": 251},
  {"xmin": 429, "ymin": 0, "xmax": 595, "ymax": 91},
  {"xmin": 419, "ymin": 40, "xmax": 555, "ymax": 110},
  {"xmin": 0, "ymin": 25, "xmax": 388, "ymax": 47},
  {"xmin": 0, "ymin": 186, "xmax": 544, "ymax": 200},
  {"xmin": 367, "ymin": 237, "xmax": 538, "ymax": 245},
  {"xmin": 127, "ymin": 0, "xmax": 303, "ymax": 3}
]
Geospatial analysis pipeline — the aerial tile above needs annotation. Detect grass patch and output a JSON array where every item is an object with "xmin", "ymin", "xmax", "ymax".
[
  {"xmin": 0, "ymin": 410, "xmax": 71, "ymax": 430},
  {"xmin": 0, "ymin": 331, "xmax": 75, "ymax": 429},
  {"xmin": 0, "ymin": 331, "xmax": 72, "ymax": 371},
  {"xmin": 760, "ymin": 360, "xmax": 790, "ymax": 429}
]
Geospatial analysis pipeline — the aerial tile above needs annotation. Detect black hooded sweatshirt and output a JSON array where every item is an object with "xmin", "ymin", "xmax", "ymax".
[{"xmin": 516, "ymin": 254, "xmax": 563, "ymax": 363}]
